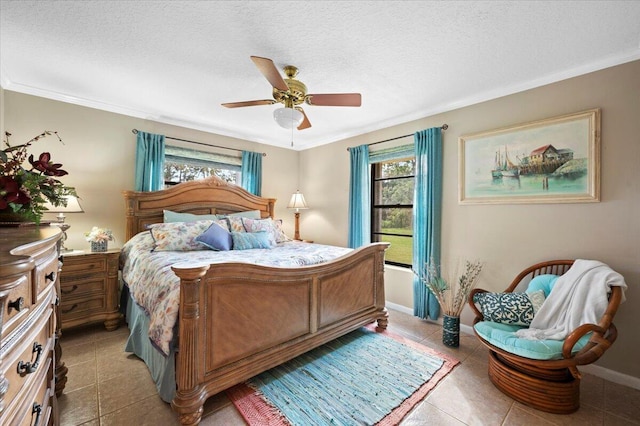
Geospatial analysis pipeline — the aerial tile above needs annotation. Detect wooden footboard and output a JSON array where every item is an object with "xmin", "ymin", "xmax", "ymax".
[{"xmin": 170, "ymin": 242, "xmax": 389, "ymax": 425}]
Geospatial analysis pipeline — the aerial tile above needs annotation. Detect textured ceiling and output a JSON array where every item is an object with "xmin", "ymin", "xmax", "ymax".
[{"xmin": 1, "ymin": 1, "xmax": 639, "ymax": 150}]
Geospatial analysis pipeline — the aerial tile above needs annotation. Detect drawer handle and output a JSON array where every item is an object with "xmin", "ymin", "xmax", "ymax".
[
  {"xmin": 18, "ymin": 342, "xmax": 43, "ymax": 376},
  {"xmin": 62, "ymin": 304, "xmax": 78, "ymax": 314},
  {"xmin": 45, "ymin": 271, "xmax": 56, "ymax": 282},
  {"xmin": 32, "ymin": 402, "xmax": 42, "ymax": 426},
  {"xmin": 8, "ymin": 297, "xmax": 24, "ymax": 313},
  {"xmin": 61, "ymin": 285, "xmax": 78, "ymax": 295}
]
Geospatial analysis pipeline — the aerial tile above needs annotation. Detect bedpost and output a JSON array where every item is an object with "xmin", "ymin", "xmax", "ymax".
[
  {"xmin": 375, "ymin": 243, "xmax": 389, "ymax": 330},
  {"xmin": 170, "ymin": 264, "xmax": 210, "ymax": 426}
]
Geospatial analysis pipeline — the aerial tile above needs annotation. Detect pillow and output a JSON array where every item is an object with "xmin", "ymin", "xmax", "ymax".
[
  {"xmin": 195, "ymin": 222, "xmax": 232, "ymax": 251},
  {"xmin": 217, "ymin": 209, "xmax": 262, "ymax": 220},
  {"xmin": 272, "ymin": 219, "xmax": 292, "ymax": 243},
  {"xmin": 163, "ymin": 210, "xmax": 218, "ymax": 223},
  {"xmin": 231, "ymin": 231, "xmax": 273, "ymax": 250},
  {"xmin": 149, "ymin": 220, "xmax": 214, "ymax": 251},
  {"xmin": 526, "ymin": 274, "xmax": 559, "ymax": 298},
  {"xmin": 226, "ymin": 216, "xmax": 246, "ymax": 233},
  {"xmin": 473, "ymin": 290, "xmax": 546, "ymax": 326},
  {"xmin": 241, "ymin": 217, "xmax": 285, "ymax": 244}
]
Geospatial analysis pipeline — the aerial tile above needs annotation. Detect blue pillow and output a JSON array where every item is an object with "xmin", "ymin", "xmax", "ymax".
[
  {"xmin": 526, "ymin": 274, "xmax": 559, "ymax": 297},
  {"xmin": 195, "ymin": 222, "xmax": 232, "ymax": 251},
  {"xmin": 164, "ymin": 209, "xmax": 218, "ymax": 223},
  {"xmin": 231, "ymin": 231, "xmax": 272, "ymax": 250}
]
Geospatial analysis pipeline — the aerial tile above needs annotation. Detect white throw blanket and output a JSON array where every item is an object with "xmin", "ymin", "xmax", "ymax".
[{"xmin": 515, "ymin": 259, "xmax": 627, "ymax": 341}]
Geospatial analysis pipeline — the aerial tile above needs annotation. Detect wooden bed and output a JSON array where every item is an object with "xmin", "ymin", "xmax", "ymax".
[{"xmin": 122, "ymin": 176, "xmax": 389, "ymax": 425}]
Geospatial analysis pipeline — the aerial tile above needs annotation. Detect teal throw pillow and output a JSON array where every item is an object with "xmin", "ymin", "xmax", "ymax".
[
  {"xmin": 231, "ymin": 231, "xmax": 273, "ymax": 250},
  {"xmin": 163, "ymin": 209, "xmax": 218, "ymax": 223},
  {"xmin": 473, "ymin": 290, "xmax": 546, "ymax": 326}
]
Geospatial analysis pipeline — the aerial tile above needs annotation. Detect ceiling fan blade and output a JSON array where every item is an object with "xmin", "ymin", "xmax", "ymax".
[
  {"xmin": 306, "ymin": 93, "xmax": 361, "ymax": 107},
  {"xmin": 250, "ymin": 56, "xmax": 288, "ymax": 91},
  {"xmin": 296, "ymin": 107, "xmax": 312, "ymax": 130},
  {"xmin": 221, "ymin": 100, "xmax": 276, "ymax": 108}
]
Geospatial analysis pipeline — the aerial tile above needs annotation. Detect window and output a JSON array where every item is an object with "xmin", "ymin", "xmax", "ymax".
[
  {"xmin": 371, "ymin": 157, "xmax": 415, "ymax": 267},
  {"xmin": 164, "ymin": 146, "xmax": 241, "ymax": 186}
]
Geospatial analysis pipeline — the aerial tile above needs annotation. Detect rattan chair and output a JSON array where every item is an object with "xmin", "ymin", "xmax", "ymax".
[{"xmin": 468, "ymin": 260, "xmax": 623, "ymax": 414}]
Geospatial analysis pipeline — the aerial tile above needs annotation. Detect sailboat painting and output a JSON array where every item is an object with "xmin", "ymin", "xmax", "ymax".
[{"xmin": 459, "ymin": 109, "xmax": 600, "ymax": 204}]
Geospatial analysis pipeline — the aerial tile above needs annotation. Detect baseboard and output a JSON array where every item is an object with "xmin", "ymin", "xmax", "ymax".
[
  {"xmin": 385, "ymin": 301, "xmax": 414, "ymax": 316},
  {"xmin": 387, "ymin": 304, "xmax": 640, "ymax": 391}
]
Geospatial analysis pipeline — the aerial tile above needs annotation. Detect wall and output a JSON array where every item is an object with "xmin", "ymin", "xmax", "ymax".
[
  {"xmin": 4, "ymin": 92, "xmax": 299, "ymax": 250},
  {"xmin": 300, "ymin": 60, "xmax": 640, "ymax": 380}
]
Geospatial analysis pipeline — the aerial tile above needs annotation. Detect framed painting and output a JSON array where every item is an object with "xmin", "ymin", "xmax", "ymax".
[{"xmin": 459, "ymin": 109, "xmax": 600, "ymax": 204}]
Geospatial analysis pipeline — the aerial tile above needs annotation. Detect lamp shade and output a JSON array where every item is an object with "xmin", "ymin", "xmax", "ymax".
[
  {"xmin": 287, "ymin": 191, "xmax": 308, "ymax": 211},
  {"xmin": 274, "ymin": 107, "xmax": 304, "ymax": 129},
  {"xmin": 43, "ymin": 195, "xmax": 84, "ymax": 213}
]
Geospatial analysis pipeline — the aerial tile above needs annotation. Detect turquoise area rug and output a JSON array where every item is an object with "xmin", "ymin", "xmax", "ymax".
[{"xmin": 227, "ymin": 325, "xmax": 458, "ymax": 426}]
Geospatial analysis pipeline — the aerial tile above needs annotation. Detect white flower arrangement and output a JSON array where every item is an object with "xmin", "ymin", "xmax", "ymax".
[{"xmin": 84, "ymin": 226, "xmax": 114, "ymax": 243}]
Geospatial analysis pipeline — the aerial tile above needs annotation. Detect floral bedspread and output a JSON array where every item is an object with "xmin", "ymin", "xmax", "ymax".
[{"xmin": 121, "ymin": 231, "xmax": 352, "ymax": 356}]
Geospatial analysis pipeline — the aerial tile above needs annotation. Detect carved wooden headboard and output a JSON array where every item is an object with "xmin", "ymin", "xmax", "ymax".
[{"xmin": 122, "ymin": 176, "xmax": 276, "ymax": 241}]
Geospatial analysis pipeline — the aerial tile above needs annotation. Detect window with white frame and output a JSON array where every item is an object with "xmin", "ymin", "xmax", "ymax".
[{"xmin": 164, "ymin": 146, "xmax": 241, "ymax": 186}]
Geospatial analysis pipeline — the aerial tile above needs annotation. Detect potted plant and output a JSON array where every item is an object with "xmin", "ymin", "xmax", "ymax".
[
  {"xmin": 84, "ymin": 227, "xmax": 114, "ymax": 252},
  {"xmin": 414, "ymin": 257, "xmax": 483, "ymax": 347},
  {"xmin": 0, "ymin": 131, "xmax": 76, "ymax": 224}
]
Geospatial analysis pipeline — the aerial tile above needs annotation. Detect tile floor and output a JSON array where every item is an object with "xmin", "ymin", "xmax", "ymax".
[{"xmin": 58, "ymin": 309, "xmax": 640, "ymax": 425}]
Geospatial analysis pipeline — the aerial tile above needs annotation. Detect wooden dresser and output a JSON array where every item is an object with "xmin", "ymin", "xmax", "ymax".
[
  {"xmin": 59, "ymin": 250, "xmax": 121, "ymax": 331},
  {"xmin": 0, "ymin": 226, "xmax": 65, "ymax": 426}
]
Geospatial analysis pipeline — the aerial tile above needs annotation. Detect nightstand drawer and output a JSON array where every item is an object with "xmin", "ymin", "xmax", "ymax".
[
  {"xmin": 60, "ymin": 277, "xmax": 106, "ymax": 298},
  {"xmin": 60, "ymin": 295, "xmax": 106, "ymax": 320},
  {"xmin": 62, "ymin": 256, "xmax": 107, "ymax": 275}
]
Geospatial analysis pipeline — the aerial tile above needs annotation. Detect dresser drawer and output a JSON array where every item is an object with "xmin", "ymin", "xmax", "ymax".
[
  {"xmin": 60, "ymin": 295, "xmax": 106, "ymax": 320},
  {"xmin": 1, "ymin": 307, "xmax": 54, "ymax": 413},
  {"xmin": 34, "ymin": 250, "xmax": 60, "ymax": 303},
  {"xmin": 2, "ymin": 274, "xmax": 32, "ymax": 341},
  {"xmin": 5, "ymin": 357, "xmax": 53, "ymax": 426}
]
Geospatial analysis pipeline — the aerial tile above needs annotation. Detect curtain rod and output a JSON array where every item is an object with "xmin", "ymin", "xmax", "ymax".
[
  {"xmin": 131, "ymin": 129, "xmax": 267, "ymax": 157},
  {"xmin": 347, "ymin": 124, "xmax": 448, "ymax": 151}
]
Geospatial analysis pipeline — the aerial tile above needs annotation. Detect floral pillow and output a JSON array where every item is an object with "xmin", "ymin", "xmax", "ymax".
[
  {"xmin": 231, "ymin": 231, "xmax": 273, "ymax": 250},
  {"xmin": 149, "ymin": 220, "xmax": 214, "ymax": 251},
  {"xmin": 241, "ymin": 218, "xmax": 275, "ymax": 244},
  {"xmin": 473, "ymin": 290, "xmax": 546, "ymax": 326},
  {"xmin": 226, "ymin": 216, "xmax": 246, "ymax": 233}
]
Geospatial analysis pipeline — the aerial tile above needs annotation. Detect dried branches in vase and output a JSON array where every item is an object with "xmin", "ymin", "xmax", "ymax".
[{"xmin": 414, "ymin": 257, "xmax": 484, "ymax": 317}]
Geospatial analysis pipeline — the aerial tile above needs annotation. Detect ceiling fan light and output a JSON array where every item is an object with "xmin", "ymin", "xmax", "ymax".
[{"xmin": 273, "ymin": 107, "xmax": 304, "ymax": 129}]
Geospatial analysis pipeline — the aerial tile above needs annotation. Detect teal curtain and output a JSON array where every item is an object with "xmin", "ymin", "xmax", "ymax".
[
  {"xmin": 348, "ymin": 145, "xmax": 370, "ymax": 248},
  {"xmin": 413, "ymin": 128, "xmax": 443, "ymax": 320},
  {"xmin": 241, "ymin": 151, "xmax": 262, "ymax": 196},
  {"xmin": 134, "ymin": 131, "xmax": 165, "ymax": 192}
]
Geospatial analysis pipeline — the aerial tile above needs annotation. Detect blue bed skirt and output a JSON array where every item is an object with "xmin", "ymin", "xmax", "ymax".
[{"xmin": 124, "ymin": 291, "xmax": 177, "ymax": 402}]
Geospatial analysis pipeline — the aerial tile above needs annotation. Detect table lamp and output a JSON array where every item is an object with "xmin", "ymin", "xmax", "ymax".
[
  {"xmin": 287, "ymin": 190, "xmax": 309, "ymax": 241},
  {"xmin": 43, "ymin": 195, "xmax": 84, "ymax": 251}
]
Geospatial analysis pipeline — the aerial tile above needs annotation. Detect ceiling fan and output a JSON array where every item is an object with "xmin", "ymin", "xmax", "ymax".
[{"xmin": 222, "ymin": 56, "xmax": 361, "ymax": 130}]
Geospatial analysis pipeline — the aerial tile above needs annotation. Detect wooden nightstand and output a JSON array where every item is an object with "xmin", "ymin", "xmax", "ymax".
[{"xmin": 59, "ymin": 249, "xmax": 121, "ymax": 331}]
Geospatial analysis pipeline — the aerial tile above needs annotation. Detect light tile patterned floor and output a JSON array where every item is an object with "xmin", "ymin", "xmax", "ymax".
[{"xmin": 58, "ymin": 309, "xmax": 640, "ymax": 425}]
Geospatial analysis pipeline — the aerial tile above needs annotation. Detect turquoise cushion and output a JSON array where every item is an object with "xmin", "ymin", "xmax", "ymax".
[
  {"xmin": 526, "ymin": 274, "xmax": 559, "ymax": 297},
  {"xmin": 231, "ymin": 231, "xmax": 273, "ymax": 250},
  {"xmin": 217, "ymin": 209, "xmax": 262, "ymax": 220},
  {"xmin": 474, "ymin": 321, "xmax": 591, "ymax": 360}
]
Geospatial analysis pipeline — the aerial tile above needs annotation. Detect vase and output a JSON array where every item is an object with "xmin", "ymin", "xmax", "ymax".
[
  {"xmin": 90, "ymin": 240, "xmax": 108, "ymax": 252},
  {"xmin": 0, "ymin": 209, "xmax": 36, "ymax": 226},
  {"xmin": 442, "ymin": 315, "xmax": 460, "ymax": 347}
]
